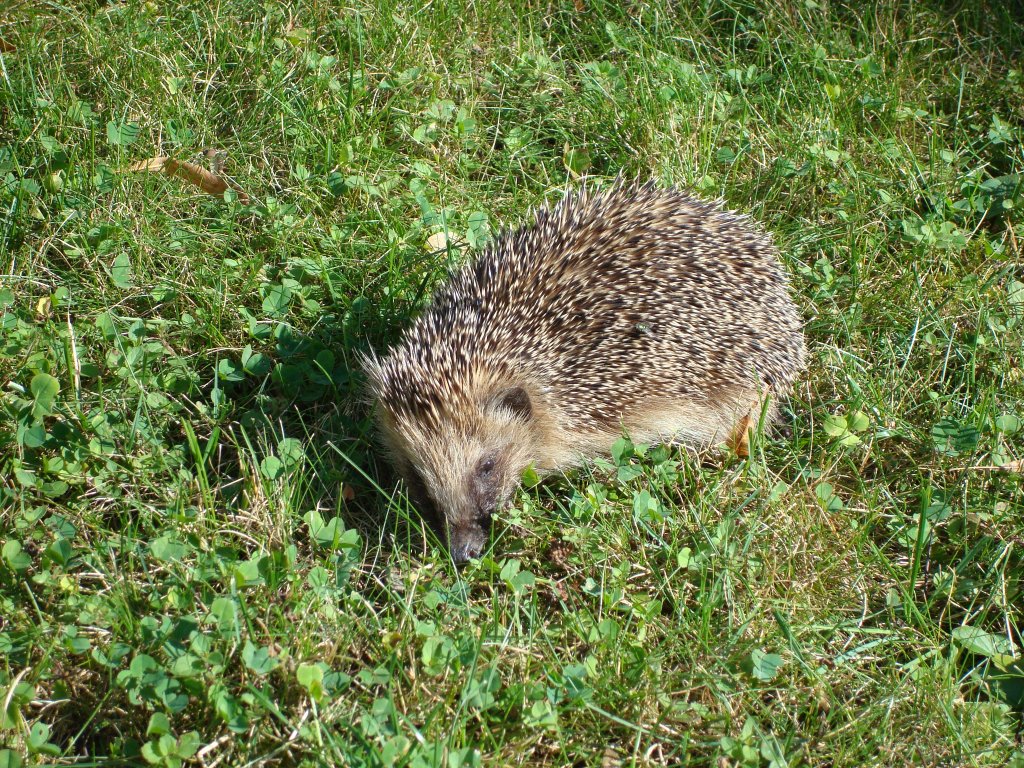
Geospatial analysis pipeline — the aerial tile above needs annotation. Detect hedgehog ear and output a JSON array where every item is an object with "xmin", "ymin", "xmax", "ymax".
[{"xmin": 493, "ymin": 386, "xmax": 532, "ymax": 421}]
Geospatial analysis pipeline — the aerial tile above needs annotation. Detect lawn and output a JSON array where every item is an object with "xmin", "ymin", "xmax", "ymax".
[{"xmin": 1, "ymin": 0, "xmax": 1023, "ymax": 765}]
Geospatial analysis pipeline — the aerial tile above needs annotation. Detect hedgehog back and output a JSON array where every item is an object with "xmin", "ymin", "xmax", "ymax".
[{"xmin": 376, "ymin": 183, "xmax": 804, "ymax": 435}]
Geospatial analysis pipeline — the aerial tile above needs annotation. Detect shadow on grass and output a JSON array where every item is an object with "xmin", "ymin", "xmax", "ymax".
[{"xmin": 198, "ymin": 265, "xmax": 454, "ymax": 569}]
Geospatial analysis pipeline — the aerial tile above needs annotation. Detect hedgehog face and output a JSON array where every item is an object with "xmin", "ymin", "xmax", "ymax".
[
  {"xmin": 445, "ymin": 443, "xmax": 521, "ymax": 563},
  {"xmin": 380, "ymin": 385, "xmax": 536, "ymax": 563}
]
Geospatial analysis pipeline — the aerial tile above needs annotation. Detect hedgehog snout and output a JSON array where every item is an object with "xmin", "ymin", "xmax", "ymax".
[
  {"xmin": 449, "ymin": 516, "xmax": 490, "ymax": 563},
  {"xmin": 450, "ymin": 493, "xmax": 497, "ymax": 565},
  {"xmin": 449, "ymin": 474, "xmax": 501, "ymax": 563}
]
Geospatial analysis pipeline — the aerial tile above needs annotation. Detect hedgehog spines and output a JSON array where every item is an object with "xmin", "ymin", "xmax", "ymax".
[{"xmin": 365, "ymin": 180, "xmax": 805, "ymax": 560}]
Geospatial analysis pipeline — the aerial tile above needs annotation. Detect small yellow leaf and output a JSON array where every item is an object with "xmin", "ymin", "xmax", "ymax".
[
  {"xmin": 35, "ymin": 296, "xmax": 51, "ymax": 319},
  {"xmin": 426, "ymin": 232, "xmax": 450, "ymax": 252},
  {"xmin": 283, "ymin": 27, "xmax": 310, "ymax": 45}
]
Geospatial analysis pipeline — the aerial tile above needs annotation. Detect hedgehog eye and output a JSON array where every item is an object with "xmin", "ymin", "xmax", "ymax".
[{"xmin": 477, "ymin": 457, "xmax": 496, "ymax": 477}]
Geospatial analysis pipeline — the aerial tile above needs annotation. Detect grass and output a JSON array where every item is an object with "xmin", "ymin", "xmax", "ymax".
[{"xmin": 1, "ymin": 0, "xmax": 1023, "ymax": 765}]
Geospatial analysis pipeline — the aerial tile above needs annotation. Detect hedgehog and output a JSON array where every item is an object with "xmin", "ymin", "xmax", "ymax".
[{"xmin": 362, "ymin": 181, "xmax": 805, "ymax": 562}]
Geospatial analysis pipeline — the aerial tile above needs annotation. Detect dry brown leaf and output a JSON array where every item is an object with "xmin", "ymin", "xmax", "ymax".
[
  {"xmin": 0, "ymin": 38, "xmax": 14, "ymax": 54},
  {"xmin": 341, "ymin": 483, "xmax": 356, "ymax": 501},
  {"xmin": 728, "ymin": 412, "xmax": 753, "ymax": 457},
  {"xmin": 128, "ymin": 156, "xmax": 250, "ymax": 204}
]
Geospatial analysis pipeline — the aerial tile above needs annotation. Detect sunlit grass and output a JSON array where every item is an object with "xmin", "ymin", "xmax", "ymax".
[{"xmin": 1, "ymin": 1, "xmax": 1022, "ymax": 766}]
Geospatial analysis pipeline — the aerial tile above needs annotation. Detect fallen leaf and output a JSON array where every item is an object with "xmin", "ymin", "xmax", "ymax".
[
  {"xmin": 728, "ymin": 412, "xmax": 753, "ymax": 457},
  {"xmin": 35, "ymin": 296, "xmax": 51, "ymax": 319},
  {"xmin": 128, "ymin": 156, "xmax": 250, "ymax": 203},
  {"xmin": 425, "ymin": 231, "xmax": 450, "ymax": 252},
  {"xmin": 342, "ymin": 484, "xmax": 356, "ymax": 502},
  {"xmin": 283, "ymin": 27, "xmax": 310, "ymax": 46}
]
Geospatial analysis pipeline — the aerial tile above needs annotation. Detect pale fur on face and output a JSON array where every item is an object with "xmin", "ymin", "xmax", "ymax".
[
  {"xmin": 377, "ymin": 388, "xmax": 540, "ymax": 562},
  {"xmin": 374, "ymin": 376, "xmax": 770, "ymax": 561}
]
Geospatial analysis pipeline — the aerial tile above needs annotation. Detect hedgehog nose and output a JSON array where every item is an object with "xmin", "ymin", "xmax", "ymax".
[
  {"xmin": 452, "ymin": 541, "xmax": 481, "ymax": 564},
  {"xmin": 452, "ymin": 534, "xmax": 485, "ymax": 564},
  {"xmin": 450, "ymin": 522, "xmax": 488, "ymax": 564}
]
